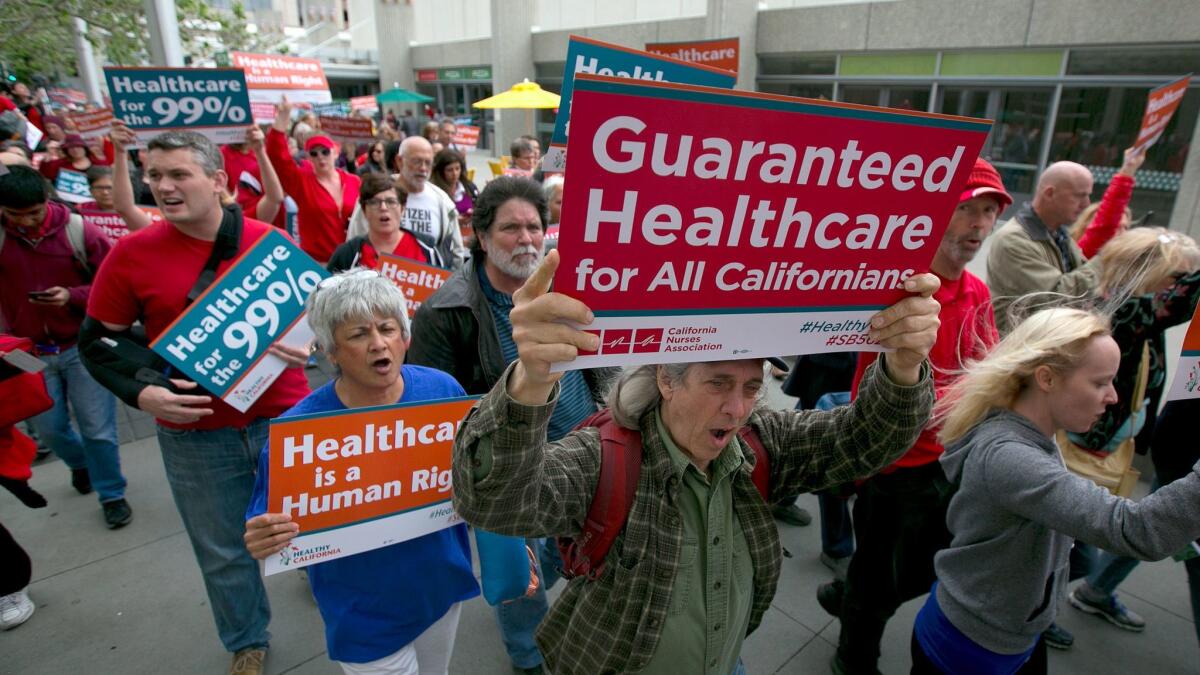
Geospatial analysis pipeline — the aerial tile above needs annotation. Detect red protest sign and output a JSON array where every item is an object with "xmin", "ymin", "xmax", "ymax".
[
  {"xmin": 231, "ymin": 51, "xmax": 331, "ymax": 106},
  {"xmin": 377, "ymin": 253, "xmax": 451, "ymax": 317},
  {"xmin": 1135, "ymin": 75, "xmax": 1192, "ymax": 153},
  {"xmin": 550, "ymin": 75, "xmax": 990, "ymax": 370},
  {"xmin": 452, "ymin": 125, "xmax": 480, "ymax": 149},
  {"xmin": 350, "ymin": 95, "xmax": 378, "ymax": 113},
  {"xmin": 319, "ymin": 115, "xmax": 374, "ymax": 143},
  {"xmin": 66, "ymin": 108, "xmax": 114, "ymax": 140},
  {"xmin": 264, "ymin": 397, "xmax": 476, "ymax": 573},
  {"xmin": 645, "ymin": 37, "xmax": 739, "ymax": 75}
]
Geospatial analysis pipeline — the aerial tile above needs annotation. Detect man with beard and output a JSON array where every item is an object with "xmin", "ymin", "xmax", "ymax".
[
  {"xmin": 817, "ymin": 158, "xmax": 1010, "ymax": 675},
  {"xmin": 409, "ymin": 176, "xmax": 617, "ymax": 675}
]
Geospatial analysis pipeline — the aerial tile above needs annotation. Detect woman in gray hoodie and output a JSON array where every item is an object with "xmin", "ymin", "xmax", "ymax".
[{"xmin": 912, "ymin": 307, "xmax": 1200, "ymax": 675}]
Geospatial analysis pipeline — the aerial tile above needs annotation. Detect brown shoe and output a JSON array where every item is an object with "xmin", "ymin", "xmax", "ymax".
[{"xmin": 229, "ymin": 647, "xmax": 267, "ymax": 675}]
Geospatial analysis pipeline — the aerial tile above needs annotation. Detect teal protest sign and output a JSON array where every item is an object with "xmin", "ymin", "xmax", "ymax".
[
  {"xmin": 104, "ymin": 67, "xmax": 252, "ymax": 145},
  {"xmin": 55, "ymin": 169, "xmax": 92, "ymax": 204},
  {"xmin": 541, "ymin": 35, "xmax": 737, "ymax": 172},
  {"xmin": 150, "ymin": 229, "xmax": 327, "ymax": 412}
]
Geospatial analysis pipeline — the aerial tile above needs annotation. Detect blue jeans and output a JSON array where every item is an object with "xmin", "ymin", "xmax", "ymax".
[
  {"xmin": 812, "ymin": 392, "xmax": 855, "ymax": 559},
  {"xmin": 156, "ymin": 419, "xmax": 271, "ymax": 653},
  {"xmin": 495, "ymin": 538, "xmax": 561, "ymax": 668},
  {"xmin": 27, "ymin": 346, "xmax": 125, "ymax": 503}
]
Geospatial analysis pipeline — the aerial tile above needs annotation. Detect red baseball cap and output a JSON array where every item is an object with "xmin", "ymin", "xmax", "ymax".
[
  {"xmin": 958, "ymin": 157, "xmax": 1012, "ymax": 209},
  {"xmin": 304, "ymin": 135, "xmax": 337, "ymax": 152}
]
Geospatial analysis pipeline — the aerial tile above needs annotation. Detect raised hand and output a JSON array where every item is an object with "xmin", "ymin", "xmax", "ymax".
[{"xmin": 869, "ymin": 273, "xmax": 941, "ymax": 386}]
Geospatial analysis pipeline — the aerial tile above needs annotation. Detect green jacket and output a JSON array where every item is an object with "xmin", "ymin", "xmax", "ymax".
[
  {"xmin": 986, "ymin": 202, "xmax": 1101, "ymax": 335},
  {"xmin": 452, "ymin": 359, "xmax": 934, "ymax": 674}
]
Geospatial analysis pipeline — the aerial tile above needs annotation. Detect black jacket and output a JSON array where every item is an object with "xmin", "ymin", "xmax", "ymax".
[{"xmin": 408, "ymin": 252, "xmax": 618, "ymax": 399}]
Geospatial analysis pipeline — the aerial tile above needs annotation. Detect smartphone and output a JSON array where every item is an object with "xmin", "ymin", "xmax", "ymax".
[{"xmin": 27, "ymin": 290, "xmax": 51, "ymax": 299}]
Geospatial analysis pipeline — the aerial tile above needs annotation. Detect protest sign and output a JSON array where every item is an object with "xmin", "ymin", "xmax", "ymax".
[
  {"xmin": 318, "ymin": 115, "xmax": 374, "ymax": 143},
  {"xmin": 79, "ymin": 205, "xmax": 165, "ymax": 241},
  {"xmin": 1134, "ymin": 75, "xmax": 1192, "ymax": 153},
  {"xmin": 1167, "ymin": 305, "xmax": 1200, "ymax": 402},
  {"xmin": 452, "ymin": 124, "xmax": 480, "ymax": 150},
  {"xmin": 66, "ymin": 108, "xmax": 114, "ymax": 141},
  {"xmin": 545, "ymin": 225, "xmax": 560, "ymax": 242},
  {"xmin": 104, "ymin": 67, "xmax": 253, "ymax": 145},
  {"xmin": 48, "ymin": 87, "xmax": 88, "ymax": 108},
  {"xmin": 313, "ymin": 102, "xmax": 351, "ymax": 117},
  {"xmin": 55, "ymin": 170, "xmax": 91, "ymax": 204},
  {"xmin": 231, "ymin": 52, "xmax": 332, "ymax": 106},
  {"xmin": 250, "ymin": 102, "xmax": 277, "ymax": 124},
  {"xmin": 550, "ymin": 75, "xmax": 990, "ymax": 371},
  {"xmin": 541, "ymin": 35, "xmax": 737, "ymax": 173},
  {"xmin": 645, "ymin": 37, "xmax": 740, "ymax": 75},
  {"xmin": 350, "ymin": 95, "xmax": 379, "ymax": 114},
  {"xmin": 150, "ymin": 229, "xmax": 327, "ymax": 412},
  {"xmin": 376, "ymin": 253, "xmax": 451, "ymax": 317},
  {"xmin": 24, "ymin": 122, "xmax": 43, "ymax": 155},
  {"xmin": 263, "ymin": 396, "xmax": 477, "ymax": 574}
]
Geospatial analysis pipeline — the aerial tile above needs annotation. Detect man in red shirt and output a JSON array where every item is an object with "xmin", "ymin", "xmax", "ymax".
[
  {"xmin": 82, "ymin": 131, "xmax": 310, "ymax": 675},
  {"xmin": 820, "ymin": 159, "xmax": 1010, "ymax": 675}
]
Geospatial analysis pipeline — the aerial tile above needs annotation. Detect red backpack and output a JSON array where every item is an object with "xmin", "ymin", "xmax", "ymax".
[{"xmin": 557, "ymin": 408, "xmax": 771, "ymax": 580}]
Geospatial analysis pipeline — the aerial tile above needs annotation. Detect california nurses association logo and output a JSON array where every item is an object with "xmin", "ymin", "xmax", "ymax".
[{"xmin": 579, "ymin": 328, "xmax": 665, "ymax": 355}]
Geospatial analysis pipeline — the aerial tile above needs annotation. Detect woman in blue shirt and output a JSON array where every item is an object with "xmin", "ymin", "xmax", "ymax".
[{"xmin": 244, "ymin": 269, "xmax": 479, "ymax": 674}]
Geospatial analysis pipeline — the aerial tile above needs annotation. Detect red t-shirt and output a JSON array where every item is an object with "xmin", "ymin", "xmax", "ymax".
[
  {"xmin": 87, "ymin": 217, "xmax": 311, "ymax": 430},
  {"xmin": 221, "ymin": 145, "xmax": 265, "ymax": 217},
  {"xmin": 851, "ymin": 270, "xmax": 997, "ymax": 470},
  {"xmin": 265, "ymin": 128, "xmax": 360, "ymax": 262}
]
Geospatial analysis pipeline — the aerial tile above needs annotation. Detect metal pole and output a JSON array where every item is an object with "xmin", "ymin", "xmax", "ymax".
[
  {"xmin": 143, "ymin": 0, "xmax": 185, "ymax": 67},
  {"xmin": 71, "ymin": 18, "xmax": 103, "ymax": 105}
]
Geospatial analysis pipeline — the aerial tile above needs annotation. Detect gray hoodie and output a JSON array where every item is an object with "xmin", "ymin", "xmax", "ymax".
[{"xmin": 935, "ymin": 409, "xmax": 1200, "ymax": 654}]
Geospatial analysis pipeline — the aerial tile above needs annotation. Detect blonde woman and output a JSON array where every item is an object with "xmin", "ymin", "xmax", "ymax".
[
  {"xmin": 1063, "ymin": 227, "xmax": 1200, "ymax": 631},
  {"xmin": 911, "ymin": 308, "xmax": 1200, "ymax": 675}
]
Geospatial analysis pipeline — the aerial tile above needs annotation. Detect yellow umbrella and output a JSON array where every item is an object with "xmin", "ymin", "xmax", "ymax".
[{"xmin": 472, "ymin": 79, "xmax": 561, "ymax": 109}]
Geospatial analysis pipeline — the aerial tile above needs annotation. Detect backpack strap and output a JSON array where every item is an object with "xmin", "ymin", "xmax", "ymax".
[
  {"xmin": 65, "ymin": 213, "xmax": 90, "ymax": 277},
  {"xmin": 737, "ymin": 425, "xmax": 771, "ymax": 501},
  {"xmin": 557, "ymin": 408, "xmax": 642, "ymax": 581}
]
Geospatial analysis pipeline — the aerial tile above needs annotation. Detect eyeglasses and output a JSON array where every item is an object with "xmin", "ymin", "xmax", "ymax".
[
  {"xmin": 405, "ymin": 157, "xmax": 433, "ymax": 168},
  {"xmin": 364, "ymin": 197, "xmax": 403, "ymax": 210},
  {"xmin": 309, "ymin": 147, "xmax": 332, "ymax": 157}
]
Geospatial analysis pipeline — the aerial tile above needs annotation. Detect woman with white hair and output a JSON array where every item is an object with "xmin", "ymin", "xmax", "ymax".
[
  {"xmin": 911, "ymin": 307, "xmax": 1200, "ymax": 675},
  {"xmin": 243, "ymin": 269, "xmax": 479, "ymax": 674}
]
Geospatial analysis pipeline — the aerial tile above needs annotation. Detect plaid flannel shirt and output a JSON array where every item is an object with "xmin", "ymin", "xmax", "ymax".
[{"xmin": 452, "ymin": 359, "xmax": 934, "ymax": 674}]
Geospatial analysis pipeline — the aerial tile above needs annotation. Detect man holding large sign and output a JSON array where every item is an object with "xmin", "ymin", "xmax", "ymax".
[
  {"xmin": 81, "ymin": 130, "xmax": 311, "ymax": 673},
  {"xmin": 104, "ymin": 67, "xmax": 253, "ymax": 145},
  {"xmin": 244, "ymin": 270, "xmax": 479, "ymax": 672},
  {"xmin": 552, "ymin": 75, "xmax": 990, "ymax": 371}
]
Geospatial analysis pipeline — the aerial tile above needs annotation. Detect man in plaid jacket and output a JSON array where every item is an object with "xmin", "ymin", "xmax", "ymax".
[{"xmin": 452, "ymin": 251, "xmax": 941, "ymax": 675}]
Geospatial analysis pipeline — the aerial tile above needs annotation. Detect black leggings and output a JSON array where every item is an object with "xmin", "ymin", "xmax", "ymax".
[
  {"xmin": 0, "ymin": 521, "xmax": 31, "ymax": 596},
  {"xmin": 910, "ymin": 631, "xmax": 1047, "ymax": 675}
]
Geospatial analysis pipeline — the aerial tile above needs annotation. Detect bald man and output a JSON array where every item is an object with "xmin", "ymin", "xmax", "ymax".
[
  {"xmin": 986, "ymin": 161, "xmax": 1099, "ymax": 334},
  {"xmin": 346, "ymin": 135, "xmax": 466, "ymax": 268}
]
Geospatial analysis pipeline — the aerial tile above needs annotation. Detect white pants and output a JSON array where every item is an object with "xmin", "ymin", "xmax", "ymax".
[{"xmin": 338, "ymin": 602, "xmax": 463, "ymax": 675}]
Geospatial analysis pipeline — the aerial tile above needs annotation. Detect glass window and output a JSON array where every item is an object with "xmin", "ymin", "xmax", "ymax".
[
  {"xmin": 938, "ymin": 87, "xmax": 1052, "ymax": 198},
  {"xmin": 757, "ymin": 82, "xmax": 834, "ymax": 101},
  {"xmin": 758, "ymin": 54, "xmax": 837, "ymax": 76},
  {"xmin": 884, "ymin": 87, "xmax": 930, "ymax": 112},
  {"xmin": 839, "ymin": 86, "xmax": 882, "ymax": 106},
  {"xmin": 1067, "ymin": 47, "xmax": 1200, "ymax": 76}
]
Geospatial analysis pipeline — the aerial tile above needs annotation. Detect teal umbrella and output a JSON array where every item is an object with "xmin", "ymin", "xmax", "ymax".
[{"xmin": 375, "ymin": 87, "xmax": 434, "ymax": 104}]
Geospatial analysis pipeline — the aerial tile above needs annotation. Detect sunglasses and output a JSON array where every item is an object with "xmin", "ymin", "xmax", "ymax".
[{"xmin": 309, "ymin": 147, "xmax": 332, "ymax": 157}]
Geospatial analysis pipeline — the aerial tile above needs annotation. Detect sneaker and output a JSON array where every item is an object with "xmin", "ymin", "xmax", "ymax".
[
  {"xmin": 229, "ymin": 647, "xmax": 267, "ymax": 675},
  {"xmin": 1069, "ymin": 588, "xmax": 1146, "ymax": 632},
  {"xmin": 820, "ymin": 551, "xmax": 851, "ymax": 581},
  {"xmin": 816, "ymin": 579, "xmax": 844, "ymax": 618},
  {"xmin": 829, "ymin": 652, "xmax": 880, "ymax": 675},
  {"xmin": 1042, "ymin": 622, "xmax": 1074, "ymax": 650},
  {"xmin": 102, "ymin": 499, "xmax": 133, "ymax": 529},
  {"xmin": 0, "ymin": 588, "xmax": 35, "ymax": 630},
  {"xmin": 772, "ymin": 503, "xmax": 813, "ymax": 527},
  {"xmin": 70, "ymin": 468, "xmax": 92, "ymax": 495},
  {"xmin": 513, "ymin": 666, "xmax": 544, "ymax": 675}
]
